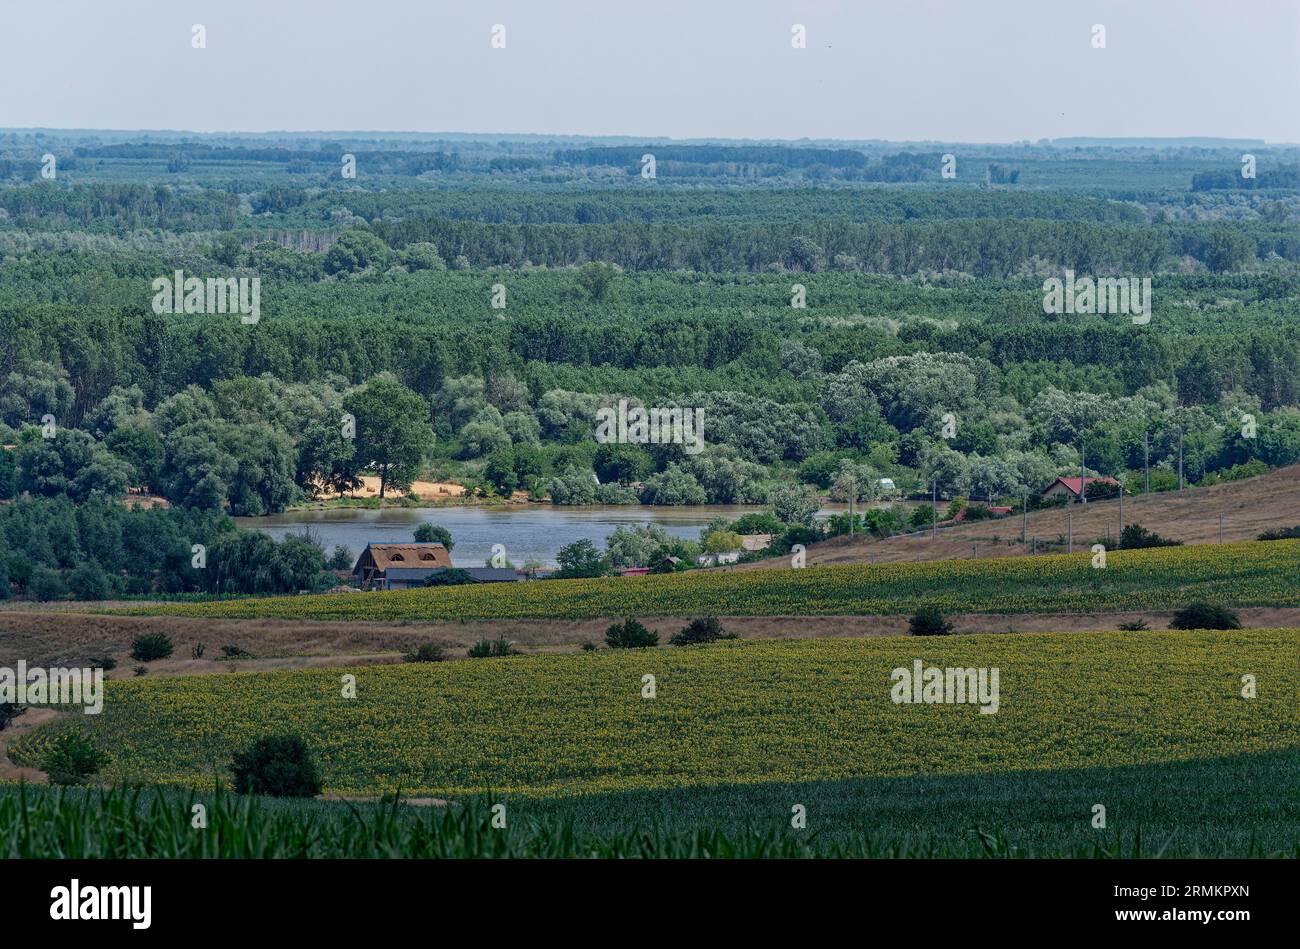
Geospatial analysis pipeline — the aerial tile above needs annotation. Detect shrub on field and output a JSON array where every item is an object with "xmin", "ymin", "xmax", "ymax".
[
  {"xmin": 0, "ymin": 702, "xmax": 25, "ymax": 731},
  {"xmin": 86, "ymin": 654, "xmax": 116, "ymax": 671},
  {"xmin": 231, "ymin": 734, "xmax": 322, "ymax": 798},
  {"xmin": 404, "ymin": 643, "xmax": 446, "ymax": 662},
  {"xmin": 670, "ymin": 616, "xmax": 732, "ymax": 646},
  {"xmin": 605, "ymin": 619, "xmax": 659, "ymax": 649},
  {"xmin": 1116, "ymin": 524, "xmax": 1182, "ymax": 549},
  {"xmin": 1169, "ymin": 603, "xmax": 1240, "ymax": 630},
  {"xmin": 468, "ymin": 637, "xmax": 516, "ymax": 658},
  {"xmin": 220, "ymin": 644, "xmax": 250, "ymax": 659},
  {"xmin": 1257, "ymin": 525, "xmax": 1300, "ymax": 541},
  {"xmin": 580, "ymin": 641, "xmax": 598, "ymax": 652},
  {"xmin": 43, "ymin": 732, "xmax": 106, "ymax": 786},
  {"xmin": 1118, "ymin": 620, "xmax": 1150, "ymax": 631},
  {"xmin": 908, "ymin": 606, "xmax": 954, "ymax": 636},
  {"xmin": 129, "ymin": 633, "xmax": 173, "ymax": 662}
]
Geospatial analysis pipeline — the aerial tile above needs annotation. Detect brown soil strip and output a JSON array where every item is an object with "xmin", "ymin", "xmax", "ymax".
[{"xmin": 4, "ymin": 608, "xmax": 1300, "ymax": 677}]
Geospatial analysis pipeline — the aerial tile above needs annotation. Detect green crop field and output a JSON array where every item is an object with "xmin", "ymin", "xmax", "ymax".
[
  {"xmin": 4, "ymin": 748, "xmax": 1298, "ymax": 858},
  {"xmin": 8, "ymin": 628, "xmax": 1298, "ymax": 858},
  {"xmin": 15, "ymin": 629, "xmax": 1298, "ymax": 798},
  {"xmin": 115, "ymin": 539, "xmax": 1300, "ymax": 622}
]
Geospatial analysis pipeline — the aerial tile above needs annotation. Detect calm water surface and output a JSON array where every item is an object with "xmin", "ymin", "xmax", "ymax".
[{"xmin": 237, "ymin": 504, "xmax": 840, "ymax": 567}]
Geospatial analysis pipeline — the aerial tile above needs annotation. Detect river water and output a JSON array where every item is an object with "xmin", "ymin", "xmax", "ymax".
[{"xmin": 237, "ymin": 504, "xmax": 836, "ymax": 568}]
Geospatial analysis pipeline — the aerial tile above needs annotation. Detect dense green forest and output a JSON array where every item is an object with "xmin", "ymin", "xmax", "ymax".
[{"xmin": 0, "ymin": 129, "xmax": 1297, "ymax": 597}]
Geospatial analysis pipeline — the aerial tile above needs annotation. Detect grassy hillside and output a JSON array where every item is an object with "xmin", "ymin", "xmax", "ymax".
[
  {"xmin": 117, "ymin": 539, "xmax": 1300, "ymax": 622},
  {"xmin": 767, "ymin": 465, "xmax": 1300, "ymax": 568},
  {"xmin": 16, "ymin": 629, "xmax": 1297, "ymax": 798}
]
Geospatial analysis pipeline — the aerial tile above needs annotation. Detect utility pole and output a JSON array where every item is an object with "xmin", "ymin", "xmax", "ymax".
[
  {"xmin": 1178, "ymin": 427, "xmax": 1185, "ymax": 491},
  {"xmin": 1080, "ymin": 439, "xmax": 1087, "ymax": 505},
  {"xmin": 1032, "ymin": 535, "xmax": 1037, "ymax": 555},
  {"xmin": 972, "ymin": 544, "xmax": 977, "ymax": 559},
  {"xmin": 1143, "ymin": 430, "xmax": 1150, "ymax": 495}
]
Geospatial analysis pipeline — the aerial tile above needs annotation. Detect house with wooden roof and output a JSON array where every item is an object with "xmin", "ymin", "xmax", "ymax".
[
  {"xmin": 352, "ymin": 543, "xmax": 452, "ymax": 590},
  {"xmin": 1042, "ymin": 476, "xmax": 1120, "ymax": 502}
]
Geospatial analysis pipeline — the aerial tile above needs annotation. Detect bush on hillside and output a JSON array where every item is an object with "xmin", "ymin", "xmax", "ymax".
[
  {"xmin": 908, "ymin": 606, "xmax": 954, "ymax": 636},
  {"xmin": 43, "ymin": 732, "xmax": 107, "ymax": 786},
  {"xmin": 1116, "ymin": 524, "xmax": 1182, "ymax": 549},
  {"xmin": 605, "ymin": 619, "xmax": 659, "ymax": 649},
  {"xmin": 130, "ymin": 633, "xmax": 173, "ymax": 662},
  {"xmin": 467, "ymin": 637, "xmax": 517, "ymax": 658},
  {"xmin": 670, "ymin": 616, "xmax": 733, "ymax": 646},
  {"xmin": 231, "ymin": 734, "xmax": 322, "ymax": 797},
  {"xmin": 404, "ymin": 643, "xmax": 446, "ymax": 663},
  {"xmin": 1257, "ymin": 525, "xmax": 1300, "ymax": 541},
  {"xmin": 1169, "ymin": 603, "xmax": 1240, "ymax": 630}
]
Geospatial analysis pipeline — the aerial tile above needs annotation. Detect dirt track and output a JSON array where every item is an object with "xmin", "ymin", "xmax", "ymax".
[{"xmin": 4, "ymin": 608, "xmax": 1300, "ymax": 676}]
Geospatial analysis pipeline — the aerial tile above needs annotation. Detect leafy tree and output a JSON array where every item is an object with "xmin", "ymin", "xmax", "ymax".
[
  {"xmin": 605, "ymin": 524, "xmax": 673, "ymax": 568},
  {"xmin": 703, "ymin": 530, "xmax": 744, "ymax": 555},
  {"xmin": 343, "ymin": 375, "xmax": 433, "ymax": 498},
  {"xmin": 483, "ymin": 447, "xmax": 518, "ymax": 495},
  {"xmin": 548, "ymin": 467, "xmax": 598, "ymax": 505},
  {"xmin": 104, "ymin": 425, "xmax": 164, "ymax": 490},
  {"xmin": 68, "ymin": 560, "xmax": 111, "ymax": 601},
  {"xmin": 29, "ymin": 566, "xmax": 68, "ymax": 601},
  {"xmin": 323, "ymin": 228, "xmax": 391, "ymax": 275},
  {"xmin": 0, "ymin": 362, "xmax": 74, "ymax": 429},
  {"xmin": 767, "ymin": 483, "xmax": 819, "ymax": 527},
  {"xmin": 556, "ymin": 538, "xmax": 608, "ymax": 578},
  {"xmin": 593, "ymin": 442, "xmax": 654, "ymax": 484},
  {"xmin": 729, "ymin": 512, "xmax": 785, "ymax": 535},
  {"xmin": 577, "ymin": 261, "xmax": 621, "ymax": 302},
  {"xmin": 15, "ymin": 429, "xmax": 132, "ymax": 502},
  {"xmin": 638, "ymin": 465, "xmax": 706, "ymax": 505},
  {"xmin": 413, "ymin": 523, "xmax": 454, "ymax": 550}
]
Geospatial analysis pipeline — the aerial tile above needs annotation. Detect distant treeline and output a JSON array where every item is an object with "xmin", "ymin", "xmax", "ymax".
[
  {"xmin": 1191, "ymin": 166, "xmax": 1300, "ymax": 191},
  {"xmin": 555, "ymin": 144, "xmax": 870, "ymax": 168},
  {"xmin": 7, "ymin": 300, "xmax": 1300, "ymax": 426},
  {"xmin": 554, "ymin": 146, "xmax": 945, "ymax": 180}
]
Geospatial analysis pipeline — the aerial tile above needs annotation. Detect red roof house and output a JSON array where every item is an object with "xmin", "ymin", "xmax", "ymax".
[{"xmin": 1042, "ymin": 476, "xmax": 1120, "ymax": 501}]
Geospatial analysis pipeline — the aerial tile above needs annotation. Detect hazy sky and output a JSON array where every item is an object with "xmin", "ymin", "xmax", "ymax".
[{"xmin": 2, "ymin": 0, "xmax": 1297, "ymax": 142}]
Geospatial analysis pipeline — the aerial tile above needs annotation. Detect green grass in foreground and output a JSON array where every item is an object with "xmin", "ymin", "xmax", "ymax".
[
  {"xmin": 113, "ymin": 540, "xmax": 1300, "ymax": 621},
  {"xmin": 3, "ymin": 749, "xmax": 1297, "ymax": 857}
]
